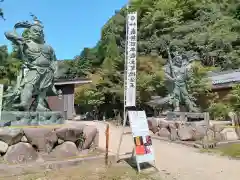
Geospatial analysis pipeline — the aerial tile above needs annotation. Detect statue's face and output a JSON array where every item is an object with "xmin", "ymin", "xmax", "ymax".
[
  {"xmin": 174, "ymin": 57, "xmax": 182, "ymax": 67},
  {"xmin": 172, "ymin": 51, "xmax": 179, "ymax": 57},
  {"xmin": 29, "ymin": 25, "xmax": 44, "ymax": 43},
  {"xmin": 172, "ymin": 51, "xmax": 182, "ymax": 67}
]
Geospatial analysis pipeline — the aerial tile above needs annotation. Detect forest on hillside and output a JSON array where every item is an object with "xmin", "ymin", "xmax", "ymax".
[
  {"xmin": 1, "ymin": 0, "xmax": 240, "ymax": 120},
  {"xmin": 68, "ymin": 0, "xmax": 240, "ymax": 119}
]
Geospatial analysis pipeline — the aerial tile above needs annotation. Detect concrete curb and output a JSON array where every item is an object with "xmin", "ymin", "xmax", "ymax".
[
  {"xmin": 120, "ymin": 130, "xmax": 203, "ymax": 148},
  {"xmin": 216, "ymin": 140, "xmax": 240, "ymax": 147},
  {"xmin": 152, "ymin": 135, "xmax": 240, "ymax": 149},
  {"xmin": 0, "ymin": 153, "xmax": 116, "ymax": 178}
]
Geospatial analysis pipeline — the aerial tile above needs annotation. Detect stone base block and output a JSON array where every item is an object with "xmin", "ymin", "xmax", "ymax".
[
  {"xmin": 166, "ymin": 111, "xmax": 206, "ymax": 122},
  {"xmin": 0, "ymin": 124, "xmax": 99, "ymax": 164},
  {"xmin": 0, "ymin": 111, "xmax": 64, "ymax": 127}
]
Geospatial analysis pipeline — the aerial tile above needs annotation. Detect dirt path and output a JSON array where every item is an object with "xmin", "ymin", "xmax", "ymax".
[{"xmin": 67, "ymin": 121, "xmax": 240, "ymax": 180}]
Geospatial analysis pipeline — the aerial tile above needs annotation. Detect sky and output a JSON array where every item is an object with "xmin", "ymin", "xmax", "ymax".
[{"xmin": 0, "ymin": 0, "xmax": 128, "ymax": 60}]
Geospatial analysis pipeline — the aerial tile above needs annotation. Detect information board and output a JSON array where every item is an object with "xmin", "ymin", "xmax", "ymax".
[{"xmin": 128, "ymin": 111, "xmax": 155, "ymax": 164}]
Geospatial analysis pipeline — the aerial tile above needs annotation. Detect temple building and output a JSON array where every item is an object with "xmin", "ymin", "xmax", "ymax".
[
  {"xmin": 208, "ymin": 69, "xmax": 240, "ymax": 99},
  {"xmin": 47, "ymin": 77, "xmax": 92, "ymax": 120}
]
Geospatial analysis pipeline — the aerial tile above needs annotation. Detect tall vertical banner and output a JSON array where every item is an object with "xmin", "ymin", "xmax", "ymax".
[
  {"xmin": 125, "ymin": 12, "xmax": 137, "ymax": 107},
  {"xmin": 0, "ymin": 84, "xmax": 3, "ymax": 120},
  {"xmin": 119, "ymin": 11, "xmax": 156, "ymax": 172}
]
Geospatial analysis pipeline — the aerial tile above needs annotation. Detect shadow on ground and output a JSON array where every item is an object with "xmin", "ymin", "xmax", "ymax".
[{"xmin": 118, "ymin": 156, "xmax": 159, "ymax": 173}]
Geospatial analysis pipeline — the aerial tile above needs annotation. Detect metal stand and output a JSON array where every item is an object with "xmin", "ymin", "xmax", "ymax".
[
  {"xmin": 116, "ymin": 109, "xmax": 158, "ymax": 173},
  {"xmin": 116, "ymin": 2, "xmax": 129, "ymax": 162},
  {"xmin": 116, "ymin": 109, "xmax": 141, "ymax": 172},
  {"xmin": 116, "ymin": 110, "xmax": 128, "ymax": 161}
]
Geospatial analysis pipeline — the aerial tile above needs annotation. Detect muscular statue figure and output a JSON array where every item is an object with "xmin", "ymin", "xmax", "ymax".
[
  {"xmin": 3, "ymin": 16, "xmax": 61, "ymax": 111},
  {"xmin": 164, "ymin": 47, "xmax": 199, "ymax": 112}
]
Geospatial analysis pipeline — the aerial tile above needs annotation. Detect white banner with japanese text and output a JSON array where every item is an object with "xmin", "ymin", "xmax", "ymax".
[{"xmin": 126, "ymin": 12, "xmax": 137, "ymax": 107}]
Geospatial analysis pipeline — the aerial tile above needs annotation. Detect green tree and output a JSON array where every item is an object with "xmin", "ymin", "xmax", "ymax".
[
  {"xmin": 0, "ymin": 45, "xmax": 8, "ymax": 65},
  {"xmin": 0, "ymin": 0, "xmax": 5, "ymax": 20},
  {"xmin": 228, "ymin": 84, "xmax": 240, "ymax": 138},
  {"xmin": 73, "ymin": 0, "xmax": 237, "ymax": 118},
  {"xmin": 187, "ymin": 61, "xmax": 216, "ymax": 110},
  {"xmin": 4, "ymin": 0, "xmax": 239, "ymax": 120},
  {"xmin": 0, "ymin": 45, "xmax": 22, "ymax": 85}
]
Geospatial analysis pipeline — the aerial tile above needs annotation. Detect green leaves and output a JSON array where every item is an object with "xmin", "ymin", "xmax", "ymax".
[
  {"xmin": 75, "ymin": 85, "xmax": 105, "ymax": 106},
  {"xmin": 0, "ymin": 46, "xmax": 22, "ymax": 85},
  {"xmin": 130, "ymin": 0, "xmax": 240, "ymax": 70},
  {"xmin": 0, "ymin": 45, "xmax": 8, "ymax": 65},
  {"xmin": 0, "ymin": 0, "xmax": 5, "ymax": 20},
  {"xmin": 228, "ymin": 84, "xmax": 240, "ymax": 112},
  {"xmin": 208, "ymin": 102, "xmax": 230, "ymax": 120}
]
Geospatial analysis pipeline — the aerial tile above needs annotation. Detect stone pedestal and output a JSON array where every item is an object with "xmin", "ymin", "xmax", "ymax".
[
  {"xmin": 0, "ymin": 111, "xmax": 64, "ymax": 127},
  {"xmin": 166, "ymin": 111, "xmax": 209, "ymax": 123},
  {"xmin": 0, "ymin": 124, "xmax": 99, "ymax": 164}
]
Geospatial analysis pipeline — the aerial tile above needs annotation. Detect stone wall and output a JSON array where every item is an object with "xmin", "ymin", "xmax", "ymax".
[
  {"xmin": 0, "ymin": 124, "xmax": 99, "ymax": 164},
  {"xmin": 148, "ymin": 117, "xmax": 228, "ymax": 142}
]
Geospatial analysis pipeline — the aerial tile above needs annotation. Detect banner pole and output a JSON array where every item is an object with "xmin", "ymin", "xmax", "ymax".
[
  {"xmin": 116, "ymin": 3, "xmax": 129, "ymax": 162},
  {"xmin": 123, "ymin": 3, "xmax": 128, "ymax": 126}
]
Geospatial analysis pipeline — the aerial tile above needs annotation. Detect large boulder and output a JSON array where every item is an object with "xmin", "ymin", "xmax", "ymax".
[
  {"xmin": 177, "ymin": 124, "xmax": 207, "ymax": 141},
  {"xmin": 82, "ymin": 125, "xmax": 98, "ymax": 149},
  {"xmin": 205, "ymin": 129, "xmax": 215, "ymax": 141},
  {"xmin": 58, "ymin": 138, "xmax": 64, "ymax": 144},
  {"xmin": 50, "ymin": 141, "xmax": 79, "ymax": 159},
  {"xmin": 0, "ymin": 140, "xmax": 8, "ymax": 153},
  {"xmin": 147, "ymin": 118, "xmax": 158, "ymax": 133},
  {"xmin": 192, "ymin": 125, "xmax": 207, "ymax": 141},
  {"xmin": 210, "ymin": 124, "xmax": 225, "ymax": 133},
  {"xmin": 0, "ymin": 128, "xmax": 23, "ymax": 145},
  {"xmin": 158, "ymin": 119, "xmax": 170, "ymax": 129},
  {"xmin": 215, "ymin": 132, "xmax": 226, "ymax": 141},
  {"xmin": 21, "ymin": 136, "xmax": 28, "ymax": 142},
  {"xmin": 221, "ymin": 128, "xmax": 238, "ymax": 141},
  {"xmin": 92, "ymin": 130, "xmax": 99, "ymax": 148},
  {"xmin": 169, "ymin": 127, "xmax": 178, "ymax": 141},
  {"xmin": 4, "ymin": 142, "xmax": 38, "ymax": 164},
  {"xmin": 157, "ymin": 128, "xmax": 170, "ymax": 138},
  {"xmin": 55, "ymin": 125, "xmax": 85, "ymax": 142},
  {"xmin": 23, "ymin": 128, "xmax": 58, "ymax": 152},
  {"xmin": 178, "ymin": 125, "xmax": 195, "ymax": 141}
]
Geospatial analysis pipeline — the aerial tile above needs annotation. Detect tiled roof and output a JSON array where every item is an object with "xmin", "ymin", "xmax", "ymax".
[{"xmin": 208, "ymin": 69, "xmax": 240, "ymax": 85}]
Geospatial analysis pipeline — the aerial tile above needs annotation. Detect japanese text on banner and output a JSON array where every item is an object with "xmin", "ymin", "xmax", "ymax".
[{"xmin": 126, "ymin": 12, "xmax": 137, "ymax": 107}]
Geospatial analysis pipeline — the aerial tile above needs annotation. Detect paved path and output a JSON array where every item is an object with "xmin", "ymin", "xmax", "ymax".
[{"xmin": 67, "ymin": 121, "xmax": 240, "ymax": 180}]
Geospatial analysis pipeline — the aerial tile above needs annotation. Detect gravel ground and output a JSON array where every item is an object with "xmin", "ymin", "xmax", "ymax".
[{"xmin": 67, "ymin": 121, "xmax": 240, "ymax": 180}]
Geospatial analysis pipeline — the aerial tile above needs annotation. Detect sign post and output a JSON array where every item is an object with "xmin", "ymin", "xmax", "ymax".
[
  {"xmin": 116, "ymin": 10, "xmax": 156, "ymax": 172},
  {"xmin": 116, "ymin": 11, "xmax": 138, "ymax": 162}
]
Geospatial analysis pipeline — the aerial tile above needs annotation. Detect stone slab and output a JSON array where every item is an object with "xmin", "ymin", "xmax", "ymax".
[
  {"xmin": 0, "ymin": 111, "xmax": 64, "ymax": 127},
  {"xmin": 166, "ymin": 112, "xmax": 207, "ymax": 122}
]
